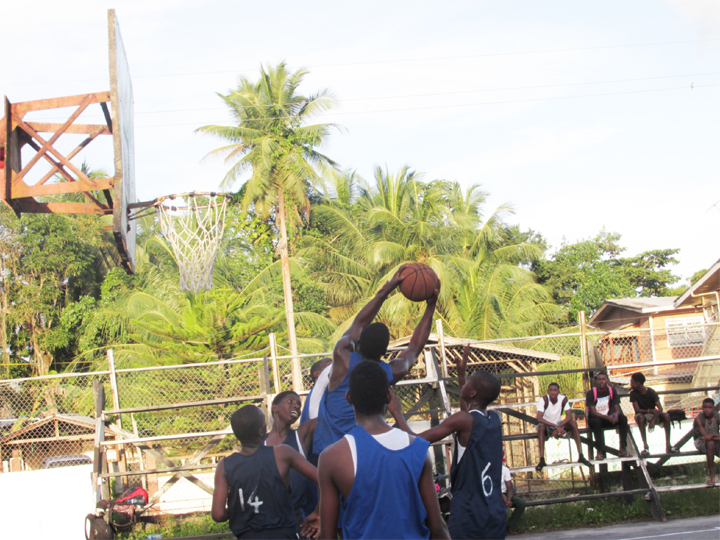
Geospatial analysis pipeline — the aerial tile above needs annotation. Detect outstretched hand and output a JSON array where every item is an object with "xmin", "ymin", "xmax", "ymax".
[
  {"xmin": 300, "ymin": 510, "xmax": 320, "ymax": 538},
  {"xmin": 457, "ymin": 343, "xmax": 469, "ymax": 371},
  {"xmin": 387, "ymin": 264, "xmax": 411, "ymax": 290}
]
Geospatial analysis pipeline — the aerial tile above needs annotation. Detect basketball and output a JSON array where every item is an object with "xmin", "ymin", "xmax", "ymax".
[{"xmin": 398, "ymin": 263, "xmax": 440, "ymax": 302}]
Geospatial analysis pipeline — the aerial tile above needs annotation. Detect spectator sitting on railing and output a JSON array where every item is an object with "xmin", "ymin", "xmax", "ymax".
[
  {"xmin": 535, "ymin": 382, "xmax": 591, "ymax": 472},
  {"xmin": 629, "ymin": 372, "xmax": 674, "ymax": 456},
  {"xmin": 212, "ymin": 405, "xmax": 320, "ymax": 539},
  {"xmin": 265, "ymin": 391, "xmax": 318, "ymax": 535},
  {"xmin": 585, "ymin": 372, "xmax": 630, "ymax": 460},
  {"xmin": 694, "ymin": 397, "xmax": 720, "ymax": 485}
]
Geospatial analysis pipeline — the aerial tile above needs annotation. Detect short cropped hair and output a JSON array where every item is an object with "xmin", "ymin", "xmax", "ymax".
[
  {"xmin": 272, "ymin": 390, "xmax": 299, "ymax": 407},
  {"xmin": 471, "ymin": 370, "xmax": 501, "ymax": 407},
  {"xmin": 596, "ymin": 371, "xmax": 608, "ymax": 380},
  {"xmin": 311, "ymin": 358, "xmax": 331, "ymax": 382},
  {"xmin": 230, "ymin": 405, "xmax": 265, "ymax": 443},
  {"xmin": 349, "ymin": 360, "xmax": 389, "ymax": 415},
  {"xmin": 631, "ymin": 372, "xmax": 646, "ymax": 384},
  {"xmin": 702, "ymin": 397, "xmax": 715, "ymax": 407},
  {"xmin": 358, "ymin": 322, "xmax": 390, "ymax": 361},
  {"xmin": 548, "ymin": 382, "xmax": 560, "ymax": 391}
]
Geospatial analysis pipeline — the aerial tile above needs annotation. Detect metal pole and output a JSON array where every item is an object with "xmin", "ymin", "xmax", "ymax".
[
  {"xmin": 579, "ymin": 311, "xmax": 590, "ymax": 395},
  {"xmin": 107, "ymin": 349, "xmax": 122, "ymax": 431},
  {"xmin": 435, "ymin": 319, "xmax": 449, "ymax": 378},
  {"xmin": 269, "ymin": 333, "xmax": 281, "ymax": 393},
  {"xmin": 649, "ymin": 316, "xmax": 659, "ymax": 375}
]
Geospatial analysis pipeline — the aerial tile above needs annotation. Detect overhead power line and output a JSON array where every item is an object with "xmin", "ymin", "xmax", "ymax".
[
  {"xmin": 27, "ymin": 72, "xmax": 720, "ymax": 121},
  {"xmin": 3, "ymin": 37, "xmax": 719, "ymax": 87}
]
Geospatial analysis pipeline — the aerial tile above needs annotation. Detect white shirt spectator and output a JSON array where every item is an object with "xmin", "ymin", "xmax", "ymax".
[
  {"xmin": 501, "ymin": 465, "xmax": 512, "ymax": 494},
  {"xmin": 537, "ymin": 394, "xmax": 570, "ymax": 425},
  {"xmin": 307, "ymin": 364, "xmax": 332, "ymax": 420}
]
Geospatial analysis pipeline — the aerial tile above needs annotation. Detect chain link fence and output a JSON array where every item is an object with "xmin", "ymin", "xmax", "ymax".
[{"xmin": 1, "ymin": 321, "xmax": 718, "ymax": 514}]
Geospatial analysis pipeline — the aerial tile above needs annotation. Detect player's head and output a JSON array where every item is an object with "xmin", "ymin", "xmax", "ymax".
[
  {"xmin": 461, "ymin": 369, "xmax": 500, "ymax": 409},
  {"xmin": 271, "ymin": 391, "xmax": 301, "ymax": 425},
  {"xmin": 311, "ymin": 357, "xmax": 332, "ymax": 383},
  {"xmin": 630, "ymin": 372, "xmax": 646, "ymax": 390},
  {"xmin": 702, "ymin": 398, "xmax": 715, "ymax": 417},
  {"xmin": 358, "ymin": 322, "xmax": 390, "ymax": 361},
  {"xmin": 347, "ymin": 360, "xmax": 390, "ymax": 416},
  {"xmin": 595, "ymin": 372, "xmax": 609, "ymax": 389},
  {"xmin": 230, "ymin": 405, "xmax": 266, "ymax": 444},
  {"xmin": 548, "ymin": 382, "xmax": 560, "ymax": 399}
]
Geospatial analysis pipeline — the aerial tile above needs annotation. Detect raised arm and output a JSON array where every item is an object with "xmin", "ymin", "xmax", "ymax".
[
  {"xmin": 456, "ymin": 343, "xmax": 468, "ymax": 391},
  {"xmin": 211, "ymin": 459, "xmax": 229, "ymax": 523},
  {"xmin": 329, "ymin": 268, "xmax": 406, "ymax": 388},
  {"xmin": 389, "ymin": 285, "xmax": 439, "ymax": 384}
]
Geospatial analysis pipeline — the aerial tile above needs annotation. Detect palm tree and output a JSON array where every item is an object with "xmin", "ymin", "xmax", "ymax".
[{"xmin": 197, "ymin": 62, "xmax": 337, "ymax": 362}]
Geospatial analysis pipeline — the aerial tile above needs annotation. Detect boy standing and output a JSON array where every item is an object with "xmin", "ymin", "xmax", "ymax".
[
  {"xmin": 694, "ymin": 397, "xmax": 720, "ymax": 485},
  {"xmin": 317, "ymin": 361, "xmax": 449, "ymax": 540},
  {"xmin": 212, "ymin": 405, "xmax": 319, "ymax": 539},
  {"xmin": 390, "ymin": 369, "xmax": 506, "ymax": 539},
  {"xmin": 535, "ymin": 382, "xmax": 591, "ymax": 471},
  {"xmin": 265, "ymin": 391, "xmax": 317, "ymax": 530},
  {"xmin": 629, "ymin": 372, "xmax": 674, "ymax": 456},
  {"xmin": 585, "ymin": 372, "xmax": 629, "ymax": 460}
]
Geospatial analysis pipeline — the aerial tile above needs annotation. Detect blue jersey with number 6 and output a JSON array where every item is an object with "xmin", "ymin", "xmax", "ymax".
[{"xmin": 449, "ymin": 409, "xmax": 506, "ymax": 539}]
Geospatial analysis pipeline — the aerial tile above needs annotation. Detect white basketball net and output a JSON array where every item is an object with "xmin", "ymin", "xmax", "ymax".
[{"xmin": 155, "ymin": 193, "xmax": 230, "ymax": 293}]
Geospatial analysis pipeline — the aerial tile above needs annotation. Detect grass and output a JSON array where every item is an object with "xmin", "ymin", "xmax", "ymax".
[
  {"xmin": 508, "ymin": 463, "xmax": 720, "ymax": 535},
  {"xmin": 117, "ymin": 513, "xmax": 232, "ymax": 539}
]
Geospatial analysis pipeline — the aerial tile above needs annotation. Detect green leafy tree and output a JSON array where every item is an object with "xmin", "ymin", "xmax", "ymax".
[
  {"xmin": 535, "ymin": 230, "xmax": 680, "ymax": 324},
  {"xmin": 197, "ymin": 62, "xmax": 337, "ymax": 358}
]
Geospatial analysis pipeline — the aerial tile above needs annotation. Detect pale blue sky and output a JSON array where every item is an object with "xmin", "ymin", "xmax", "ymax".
[{"xmin": 2, "ymin": 1, "xmax": 718, "ymax": 281}]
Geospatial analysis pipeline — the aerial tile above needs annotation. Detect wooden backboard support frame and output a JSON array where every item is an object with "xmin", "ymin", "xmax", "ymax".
[{"xmin": 0, "ymin": 10, "xmax": 136, "ymax": 273}]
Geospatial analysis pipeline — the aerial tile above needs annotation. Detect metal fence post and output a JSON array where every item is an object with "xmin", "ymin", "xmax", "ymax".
[
  {"xmin": 107, "ymin": 349, "xmax": 122, "ymax": 431},
  {"xmin": 269, "ymin": 333, "xmax": 281, "ymax": 393},
  {"xmin": 435, "ymin": 319, "xmax": 449, "ymax": 378},
  {"xmin": 579, "ymin": 311, "xmax": 590, "ymax": 395}
]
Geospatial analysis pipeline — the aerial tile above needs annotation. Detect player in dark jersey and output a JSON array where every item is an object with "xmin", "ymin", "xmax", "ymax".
[
  {"xmin": 265, "ymin": 391, "xmax": 318, "ymax": 534},
  {"xmin": 212, "ymin": 405, "xmax": 319, "ymax": 539},
  {"xmin": 390, "ymin": 368, "xmax": 506, "ymax": 539},
  {"xmin": 313, "ymin": 264, "xmax": 439, "ymax": 455},
  {"xmin": 317, "ymin": 361, "xmax": 449, "ymax": 540}
]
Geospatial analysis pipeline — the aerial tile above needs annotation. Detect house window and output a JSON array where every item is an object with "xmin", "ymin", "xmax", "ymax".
[{"xmin": 666, "ymin": 317, "xmax": 705, "ymax": 348}]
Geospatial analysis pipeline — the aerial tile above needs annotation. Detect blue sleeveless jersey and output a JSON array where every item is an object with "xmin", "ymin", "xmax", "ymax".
[
  {"xmin": 223, "ymin": 446, "xmax": 295, "ymax": 537},
  {"xmin": 341, "ymin": 425, "xmax": 430, "ymax": 540},
  {"xmin": 313, "ymin": 353, "xmax": 394, "ymax": 453},
  {"xmin": 449, "ymin": 410, "xmax": 506, "ymax": 540}
]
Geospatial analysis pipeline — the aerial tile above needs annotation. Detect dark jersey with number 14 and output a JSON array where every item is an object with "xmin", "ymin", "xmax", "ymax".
[
  {"xmin": 223, "ymin": 446, "xmax": 295, "ymax": 538},
  {"xmin": 449, "ymin": 409, "xmax": 506, "ymax": 540}
]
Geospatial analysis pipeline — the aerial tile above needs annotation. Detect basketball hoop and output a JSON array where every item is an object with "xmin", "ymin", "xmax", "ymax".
[{"xmin": 153, "ymin": 192, "xmax": 232, "ymax": 293}]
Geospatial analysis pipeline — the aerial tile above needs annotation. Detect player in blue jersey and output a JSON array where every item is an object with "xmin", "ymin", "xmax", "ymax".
[
  {"xmin": 390, "ymin": 368, "xmax": 506, "ymax": 539},
  {"xmin": 212, "ymin": 405, "xmax": 319, "ymax": 539},
  {"xmin": 313, "ymin": 264, "xmax": 439, "ymax": 456},
  {"xmin": 317, "ymin": 361, "xmax": 449, "ymax": 540}
]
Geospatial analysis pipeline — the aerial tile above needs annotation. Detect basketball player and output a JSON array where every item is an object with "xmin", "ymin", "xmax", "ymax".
[
  {"xmin": 212, "ymin": 405, "xmax": 319, "ymax": 539},
  {"xmin": 390, "ymin": 369, "xmax": 506, "ymax": 539},
  {"xmin": 317, "ymin": 361, "xmax": 449, "ymax": 539},
  {"xmin": 313, "ymin": 264, "xmax": 439, "ymax": 456}
]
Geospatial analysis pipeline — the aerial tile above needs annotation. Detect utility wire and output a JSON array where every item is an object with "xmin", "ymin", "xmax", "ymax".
[
  {"xmin": 4, "ymin": 37, "xmax": 718, "ymax": 87},
  {"xmin": 26, "ymin": 71, "xmax": 720, "ymax": 120}
]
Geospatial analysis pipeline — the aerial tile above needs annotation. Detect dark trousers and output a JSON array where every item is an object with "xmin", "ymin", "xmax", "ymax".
[
  {"xmin": 588, "ymin": 414, "xmax": 628, "ymax": 452},
  {"xmin": 507, "ymin": 496, "xmax": 526, "ymax": 532}
]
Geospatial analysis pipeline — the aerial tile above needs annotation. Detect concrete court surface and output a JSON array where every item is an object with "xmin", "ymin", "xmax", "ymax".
[{"xmin": 511, "ymin": 514, "xmax": 720, "ymax": 540}]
